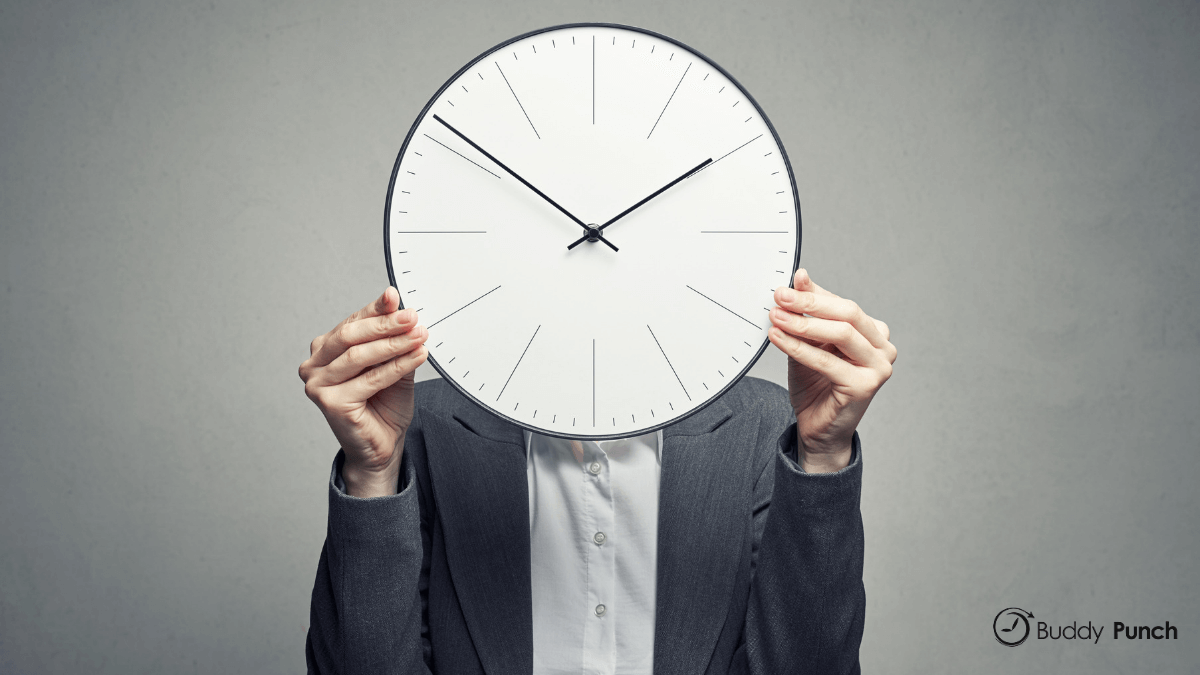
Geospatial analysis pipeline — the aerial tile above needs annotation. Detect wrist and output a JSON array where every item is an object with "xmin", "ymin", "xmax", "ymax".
[
  {"xmin": 342, "ymin": 453, "xmax": 402, "ymax": 498},
  {"xmin": 796, "ymin": 423, "xmax": 853, "ymax": 474}
]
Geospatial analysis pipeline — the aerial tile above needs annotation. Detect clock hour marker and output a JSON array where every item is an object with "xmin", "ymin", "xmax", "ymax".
[
  {"xmin": 647, "ymin": 62, "xmax": 692, "ymax": 139},
  {"xmin": 731, "ymin": 356, "xmax": 739, "ymax": 363},
  {"xmin": 495, "ymin": 62, "xmax": 540, "ymax": 138},
  {"xmin": 647, "ymin": 325, "xmax": 691, "ymax": 401},
  {"xmin": 592, "ymin": 36, "xmax": 595, "ymax": 125},
  {"xmin": 427, "ymin": 284, "xmax": 502, "ymax": 329},
  {"xmin": 696, "ymin": 134, "xmax": 762, "ymax": 174},
  {"xmin": 423, "ymin": 133, "xmax": 501, "ymax": 178},
  {"xmin": 497, "ymin": 325, "xmax": 540, "ymax": 401},
  {"xmin": 592, "ymin": 338, "xmax": 596, "ymax": 427},
  {"xmin": 687, "ymin": 285, "xmax": 761, "ymax": 329}
]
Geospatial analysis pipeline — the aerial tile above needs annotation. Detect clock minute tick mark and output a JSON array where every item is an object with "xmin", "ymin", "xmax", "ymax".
[
  {"xmin": 647, "ymin": 325, "xmax": 691, "ymax": 401},
  {"xmin": 427, "ymin": 284, "xmax": 501, "ymax": 329},
  {"xmin": 495, "ymin": 62, "xmax": 540, "ymax": 138},
  {"xmin": 687, "ymin": 285, "xmax": 761, "ymax": 329},
  {"xmin": 497, "ymin": 325, "xmax": 540, "ymax": 402}
]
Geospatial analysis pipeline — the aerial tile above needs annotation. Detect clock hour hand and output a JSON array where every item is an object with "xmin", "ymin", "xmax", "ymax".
[
  {"xmin": 566, "ymin": 157, "xmax": 712, "ymax": 250},
  {"xmin": 432, "ymin": 115, "xmax": 619, "ymax": 252}
]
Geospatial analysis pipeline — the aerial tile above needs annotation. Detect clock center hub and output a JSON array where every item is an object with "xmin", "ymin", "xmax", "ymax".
[{"xmin": 585, "ymin": 224, "xmax": 602, "ymax": 243}]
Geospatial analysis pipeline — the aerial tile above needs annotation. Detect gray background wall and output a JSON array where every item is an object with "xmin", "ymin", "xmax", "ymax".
[{"xmin": 1, "ymin": 0, "xmax": 1196, "ymax": 672}]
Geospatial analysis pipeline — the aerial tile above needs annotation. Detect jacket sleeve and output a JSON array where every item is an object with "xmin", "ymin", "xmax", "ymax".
[
  {"xmin": 305, "ymin": 447, "xmax": 433, "ymax": 675},
  {"xmin": 740, "ymin": 424, "xmax": 865, "ymax": 675}
]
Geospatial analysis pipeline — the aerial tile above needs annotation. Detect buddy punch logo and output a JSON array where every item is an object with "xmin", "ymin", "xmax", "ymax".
[
  {"xmin": 993, "ymin": 607, "xmax": 1179, "ymax": 648},
  {"xmin": 993, "ymin": 608, "xmax": 1033, "ymax": 647}
]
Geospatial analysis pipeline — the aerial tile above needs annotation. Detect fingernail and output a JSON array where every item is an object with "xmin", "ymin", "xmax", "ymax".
[{"xmin": 780, "ymin": 288, "xmax": 796, "ymax": 302}]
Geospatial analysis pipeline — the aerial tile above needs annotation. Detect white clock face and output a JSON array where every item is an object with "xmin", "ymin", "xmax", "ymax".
[{"xmin": 385, "ymin": 23, "xmax": 800, "ymax": 439}]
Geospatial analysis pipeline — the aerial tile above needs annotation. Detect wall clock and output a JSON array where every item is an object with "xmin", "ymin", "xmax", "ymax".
[{"xmin": 384, "ymin": 23, "xmax": 801, "ymax": 439}]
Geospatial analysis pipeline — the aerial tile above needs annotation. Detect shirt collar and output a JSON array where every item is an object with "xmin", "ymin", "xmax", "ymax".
[{"xmin": 523, "ymin": 429, "xmax": 664, "ymax": 464}]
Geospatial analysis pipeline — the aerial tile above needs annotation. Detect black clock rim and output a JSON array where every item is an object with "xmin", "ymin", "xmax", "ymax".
[{"xmin": 383, "ymin": 22, "xmax": 803, "ymax": 441}]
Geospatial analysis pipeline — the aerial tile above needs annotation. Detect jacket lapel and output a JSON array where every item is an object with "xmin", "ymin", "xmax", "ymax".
[
  {"xmin": 653, "ymin": 399, "xmax": 763, "ymax": 675},
  {"xmin": 421, "ymin": 401, "xmax": 531, "ymax": 675}
]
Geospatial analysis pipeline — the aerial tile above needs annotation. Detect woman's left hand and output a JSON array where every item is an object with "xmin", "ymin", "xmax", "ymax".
[{"xmin": 768, "ymin": 269, "xmax": 897, "ymax": 473}]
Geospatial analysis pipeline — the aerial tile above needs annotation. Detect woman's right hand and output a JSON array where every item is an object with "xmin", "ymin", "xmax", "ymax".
[{"xmin": 299, "ymin": 287, "xmax": 428, "ymax": 497}]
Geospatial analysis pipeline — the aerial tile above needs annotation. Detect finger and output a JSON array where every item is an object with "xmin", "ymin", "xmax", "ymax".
[
  {"xmin": 774, "ymin": 286, "xmax": 889, "ymax": 349},
  {"xmin": 310, "ymin": 307, "xmax": 419, "ymax": 368},
  {"xmin": 336, "ymin": 344, "xmax": 429, "ymax": 403},
  {"xmin": 768, "ymin": 326, "xmax": 857, "ymax": 386},
  {"xmin": 309, "ymin": 287, "xmax": 400, "ymax": 358},
  {"xmin": 792, "ymin": 268, "xmax": 840, "ymax": 299},
  {"xmin": 314, "ymin": 325, "xmax": 429, "ymax": 386},
  {"xmin": 349, "ymin": 286, "xmax": 401, "ymax": 324},
  {"xmin": 769, "ymin": 307, "xmax": 881, "ymax": 366},
  {"xmin": 874, "ymin": 318, "xmax": 891, "ymax": 342}
]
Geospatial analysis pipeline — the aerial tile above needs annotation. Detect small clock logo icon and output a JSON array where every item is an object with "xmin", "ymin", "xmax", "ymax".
[{"xmin": 993, "ymin": 607, "xmax": 1034, "ymax": 647}]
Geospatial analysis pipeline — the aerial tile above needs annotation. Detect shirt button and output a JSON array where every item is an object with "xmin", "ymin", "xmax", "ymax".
[
  {"xmin": 593, "ymin": 531, "xmax": 606, "ymax": 545},
  {"xmin": 588, "ymin": 461, "xmax": 602, "ymax": 475},
  {"xmin": 595, "ymin": 604, "xmax": 606, "ymax": 617}
]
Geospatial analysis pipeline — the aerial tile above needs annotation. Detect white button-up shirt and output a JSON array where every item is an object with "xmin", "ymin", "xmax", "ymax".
[{"xmin": 525, "ymin": 429, "xmax": 662, "ymax": 675}]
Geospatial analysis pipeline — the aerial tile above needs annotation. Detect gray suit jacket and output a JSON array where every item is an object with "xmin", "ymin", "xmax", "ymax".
[{"xmin": 306, "ymin": 377, "xmax": 864, "ymax": 674}]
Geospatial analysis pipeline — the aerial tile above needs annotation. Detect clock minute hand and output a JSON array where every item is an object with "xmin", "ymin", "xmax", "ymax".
[
  {"xmin": 567, "ymin": 157, "xmax": 712, "ymax": 250},
  {"xmin": 432, "ymin": 115, "xmax": 619, "ymax": 252}
]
